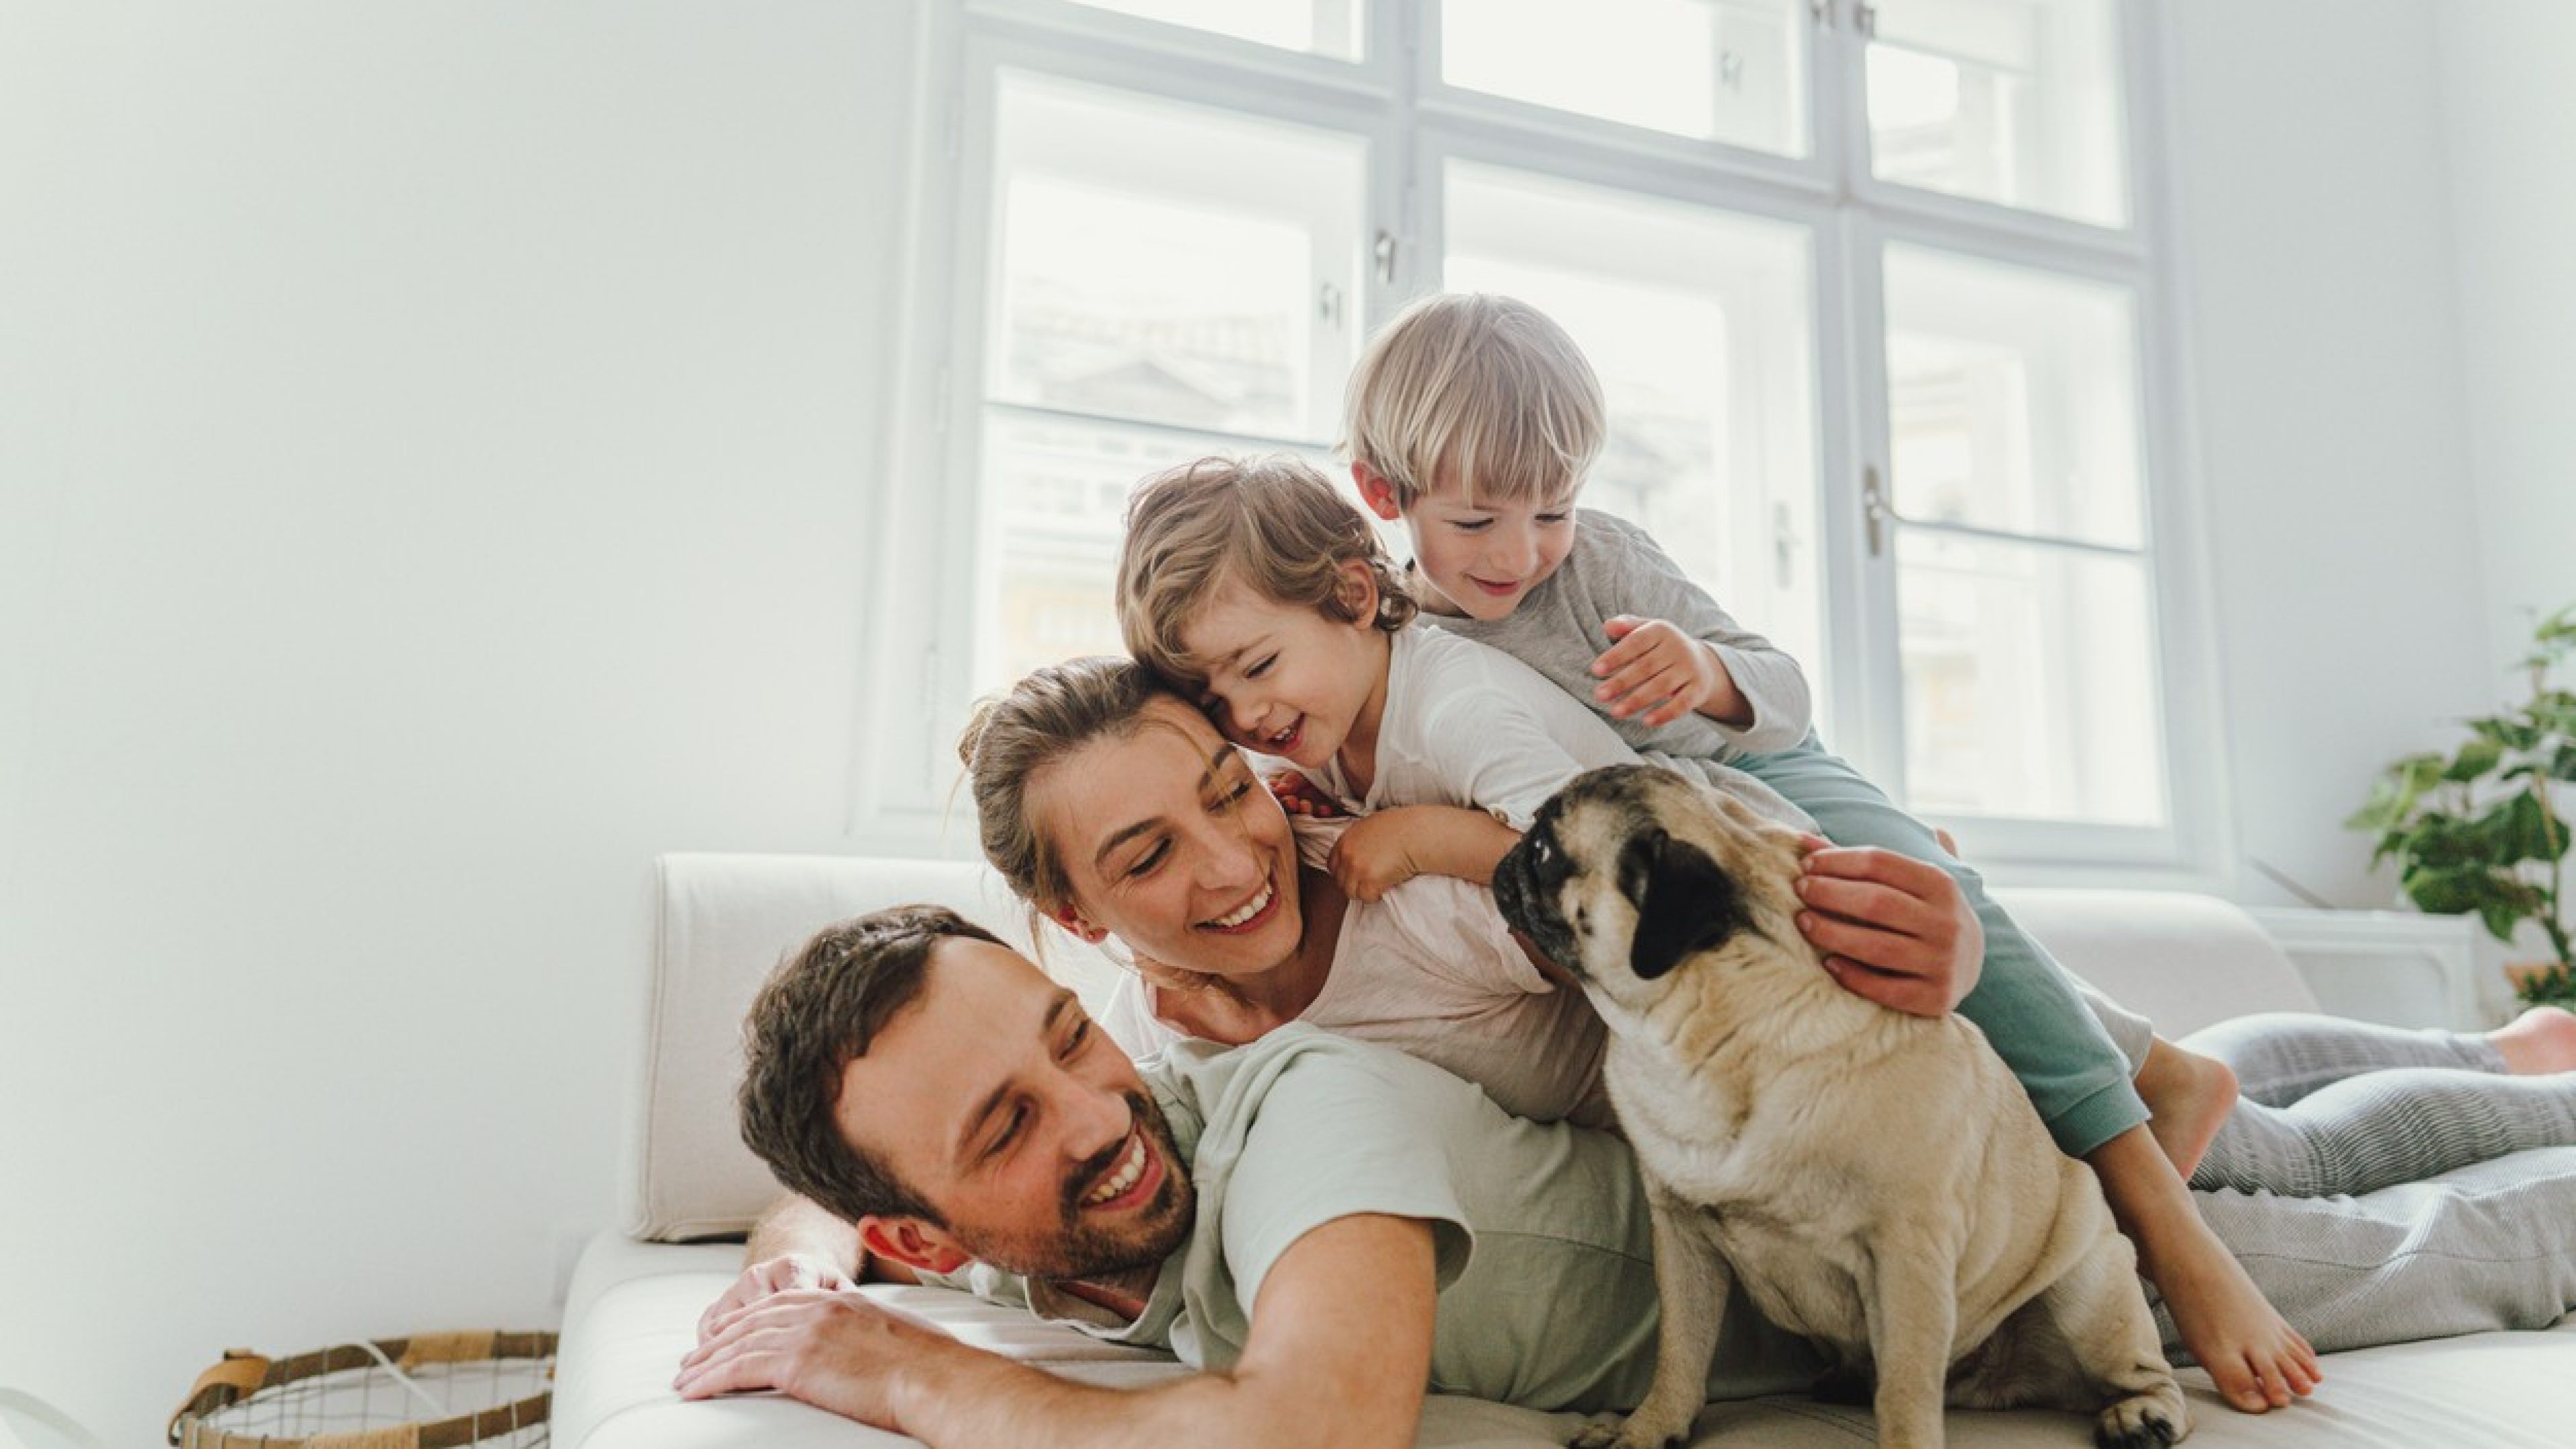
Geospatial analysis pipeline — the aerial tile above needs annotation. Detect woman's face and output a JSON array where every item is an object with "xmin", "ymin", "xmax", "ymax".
[{"xmin": 1032, "ymin": 696, "xmax": 1306, "ymax": 981}]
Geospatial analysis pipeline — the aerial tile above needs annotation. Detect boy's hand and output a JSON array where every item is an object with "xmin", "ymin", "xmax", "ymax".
[
  {"xmin": 1792, "ymin": 837, "xmax": 1982, "ymax": 1016},
  {"xmin": 1267, "ymin": 769, "xmax": 1344, "ymax": 818},
  {"xmin": 1328, "ymin": 811, "xmax": 1426, "ymax": 902},
  {"xmin": 1592, "ymin": 616, "xmax": 1748, "ymax": 729}
]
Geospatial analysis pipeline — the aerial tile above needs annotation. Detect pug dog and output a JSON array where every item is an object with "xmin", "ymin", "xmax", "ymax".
[{"xmin": 1493, "ymin": 765, "xmax": 2186, "ymax": 1449}]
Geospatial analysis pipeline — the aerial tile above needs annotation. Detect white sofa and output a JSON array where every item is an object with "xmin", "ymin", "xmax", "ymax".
[{"xmin": 555, "ymin": 854, "xmax": 2576, "ymax": 1449}]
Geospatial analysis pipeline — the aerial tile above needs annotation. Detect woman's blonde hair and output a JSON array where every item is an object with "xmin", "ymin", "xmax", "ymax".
[
  {"xmin": 955, "ymin": 655, "xmax": 1163, "ymax": 916},
  {"xmin": 1342, "ymin": 292, "xmax": 1605, "ymax": 507},
  {"xmin": 1116, "ymin": 453, "xmax": 1415, "ymax": 691}
]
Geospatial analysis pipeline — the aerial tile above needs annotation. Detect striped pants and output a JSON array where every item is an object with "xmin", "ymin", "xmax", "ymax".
[{"xmin": 2181, "ymin": 1013, "xmax": 2576, "ymax": 1197}]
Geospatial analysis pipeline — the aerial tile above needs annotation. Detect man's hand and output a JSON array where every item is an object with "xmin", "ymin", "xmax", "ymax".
[
  {"xmin": 1591, "ymin": 616, "xmax": 1747, "ymax": 728},
  {"xmin": 1793, "ymin": 838, "xmax": 1982, "ymax": 1017},
  {"xmin": 696, "ymin": 1253, "xmax": 855, "ymax": 1344},
  {"xmin": 678, "ymin": 1287, "xmax": 953, "ymax": 1424}
]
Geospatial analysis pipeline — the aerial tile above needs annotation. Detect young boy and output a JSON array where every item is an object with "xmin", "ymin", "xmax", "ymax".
[{"xmin": 1336, "ymin": 292, "xmax": 2314, "ymax": 1413}]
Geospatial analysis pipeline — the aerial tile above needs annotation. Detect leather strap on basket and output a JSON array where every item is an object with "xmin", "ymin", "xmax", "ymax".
[{"xmin": 167, "ymin": 1353, "xmax": 272, "ymax": 1445}]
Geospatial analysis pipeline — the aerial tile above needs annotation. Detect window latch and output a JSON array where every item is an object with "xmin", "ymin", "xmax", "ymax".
[
  {"xmin": 1373, "ymin": 229, "xmax": 1399, "ymax": 285},
  {"xmin": 1864, "ymin": 464, "xmax": 1894, "ymax": 557}
]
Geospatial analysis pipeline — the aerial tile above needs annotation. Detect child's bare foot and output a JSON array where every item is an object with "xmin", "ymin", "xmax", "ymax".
[
  {"xmin": 2143, "ymin": 1214, "xmax": 2323, "ymax": 1413},
  {"xmin": 2134, "ymin": 1037, "xmax": 2239, "ymax": 1179},
  {"xmin": 2491, "ymin": 1005, "xmax": 2576, "ymax": 1075},
  {"xmin": 2090, "ymin": 1126, "xmax": 2320, "ymax": 1415}
]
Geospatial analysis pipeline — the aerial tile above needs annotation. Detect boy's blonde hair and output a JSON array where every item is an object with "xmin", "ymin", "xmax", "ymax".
[
  {"xmin": 1344, "ymin": 292, "xmax": 1605, "ymax": 508},
  {"xmin": 1117, "ymin": 454, "xmax": 1416, "ymax": 690}
]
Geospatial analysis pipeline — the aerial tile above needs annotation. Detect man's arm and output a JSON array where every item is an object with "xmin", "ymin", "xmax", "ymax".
[{"xmin": 678, "ymin": 1213, "xmax": 1440, "ymax": 1449}]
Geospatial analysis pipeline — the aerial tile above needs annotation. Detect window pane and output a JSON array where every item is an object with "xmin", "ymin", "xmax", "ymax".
[
  {"xmin": 1068, "ymin": 0, "xmax": 1364, "ymax": 59},
  {"xmin": 1444, "ymin": 162, "xmax": 1823, "ymax": 714},
  {"xmin": 1866, "ymin": 0, "xmax": 2127, "ymax": 227},
  {"xmin": 977, "ymin": 411, "xmax": 1342, "ymax": 694},
  {"xmin": 1442, "ymin": 0, "xmax": 1807, "ymax": 156},
  {"xmin": 1896, "ymin": 531, "xmax": 2164, "ymax": 824},
  {"xmin": 980, "ymin": 74, "xmax": 1364, "ymax": 692},
  {"xmin": 1882, "ymin": 246, "xmax": 2143, "ymax": 549},
  {"xmin": 991, "ymin": 72, "xmax": 1364, "ymax": 441}
]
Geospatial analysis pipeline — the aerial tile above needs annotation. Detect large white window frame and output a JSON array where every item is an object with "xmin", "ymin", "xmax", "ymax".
[{"xmin": 853, "ymin": 0, "xmax": 2234, "ymax": 889}]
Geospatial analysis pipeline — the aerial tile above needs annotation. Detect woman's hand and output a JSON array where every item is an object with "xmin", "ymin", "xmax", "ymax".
[{"xmin": 1792, "ymin": 838, "xmax": 1982, "ymax": 1017}]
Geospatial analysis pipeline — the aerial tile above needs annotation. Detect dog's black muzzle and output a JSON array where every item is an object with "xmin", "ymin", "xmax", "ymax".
[{"xmin": 1494, "ymin": 804, "xmax": 1584, "ymax": 977}]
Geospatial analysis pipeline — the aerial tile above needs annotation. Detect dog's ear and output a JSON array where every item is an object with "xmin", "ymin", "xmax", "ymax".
[{"xmin": 1617, "ymin": 826, "xmax": 1748, "ymax": 981}]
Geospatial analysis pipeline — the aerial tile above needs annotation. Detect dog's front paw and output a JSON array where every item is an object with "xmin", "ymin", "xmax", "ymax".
[
  {"xmin": 1568, "ymin": 1413, "xmax": 1687, "ymax": 1449},
  {"xmin": 2093, "ymin": 1392, "xmax": 2187, "ymax": 1449}
]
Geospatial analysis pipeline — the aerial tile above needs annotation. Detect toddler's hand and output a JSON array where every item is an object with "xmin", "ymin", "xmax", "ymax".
[
  {"xmin": 1328, "ymin": 812, "xmax": 1423, "ymax": 903},
  {"xmin": 1267, "ymin": 769, "xmax": 1344, "ymax": 818},
  {"xmin": 1592, "ymin": 616, "xmax": 1739, "ymax": 728}
]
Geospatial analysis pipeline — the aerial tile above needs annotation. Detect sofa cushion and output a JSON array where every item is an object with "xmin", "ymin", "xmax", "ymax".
[{"xmin": 555, "ymin": 1230, "xmax": 2576, "ymax": 1449}]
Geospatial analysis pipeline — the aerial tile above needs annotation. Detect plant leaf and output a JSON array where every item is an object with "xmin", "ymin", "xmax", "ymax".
[{"xmin": 2445, "ymin": 737, "xmax": 2506, "ymax": 781}]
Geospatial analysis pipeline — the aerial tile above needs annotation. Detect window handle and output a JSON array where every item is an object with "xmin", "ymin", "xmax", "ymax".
[
  {"xmin": 1809, "ymin": 0, "xmax": 1835, "ymax": 30},
  {"xmin": 1864, "ymin": 464, "xmax": 1892, "ymax": 556},
  {"xmin": 1854, "ymin": 1, "xmax": 1878, "ymax": 40},
  {"xmin": 1373, "ymin": 229, "xmax": 1399, "ymax": 284}
]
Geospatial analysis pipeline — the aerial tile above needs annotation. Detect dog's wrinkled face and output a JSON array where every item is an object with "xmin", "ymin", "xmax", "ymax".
[{"xmin": 1494, "ymin": 765, "xmax": 1780, "ymax": 994}]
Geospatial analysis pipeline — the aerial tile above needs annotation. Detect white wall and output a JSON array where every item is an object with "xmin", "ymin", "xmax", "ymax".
[
  {"xmin": 0, "ymin": 4, "xmax": 918, "ymax": 1444},
  {"xmin": 3, "ymin": 0, "xmax": 2565, "ymax": 1441},
  {"xmin": 2163, "ymin": 0, "xmax": 2497, "ymax": 908},
  {"xmin": 2439, "ymin": 1, "xmax": 2576, "ymax": 673}
]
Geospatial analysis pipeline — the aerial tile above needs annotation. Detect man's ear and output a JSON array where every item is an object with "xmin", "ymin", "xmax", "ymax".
[
  {"xmin": 858, "ymin": 1215, "xmax": 971, "ymax": 1276},
  {"xmin": 1047, "ymin": 901, "xmax": 1110, "ymax": 945},
  {"xmin": 1351, "ymin": 462, "xmax": 1404, "ymax": 521}
]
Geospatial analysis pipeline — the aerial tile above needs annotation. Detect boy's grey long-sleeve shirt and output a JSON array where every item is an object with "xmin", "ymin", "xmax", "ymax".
[{"xmin": 1426, "ymin": 508, "xmax": 1813, "ymax": 763}]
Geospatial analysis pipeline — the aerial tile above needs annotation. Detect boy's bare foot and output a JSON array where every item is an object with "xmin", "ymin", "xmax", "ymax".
[
  {"xmin": 2090, "ymin": 1126, "xmax": 2320, "ymax": 1415},
  {"xmin": 2133, "ymin": 1038, "xmax": 2239, "ymax": 1179},
  {"xmin": 2143, "ymin": 1212, "xmax": 2324, "ymax": 1413},
  {"xmin": 2491, "ymin": 1005, "xmax": 2576, "ymax": 1075}
]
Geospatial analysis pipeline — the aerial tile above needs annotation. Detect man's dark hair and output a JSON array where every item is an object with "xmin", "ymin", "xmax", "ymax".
[{"xmin": 737, "ymin": 904, "xmax": 1008, "ymax": 1226}]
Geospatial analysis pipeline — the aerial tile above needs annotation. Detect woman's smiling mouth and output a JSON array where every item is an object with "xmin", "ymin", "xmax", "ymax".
[{"xmin": 1200, "ymin": 875, "xmax": 1277, "ymax": 933}]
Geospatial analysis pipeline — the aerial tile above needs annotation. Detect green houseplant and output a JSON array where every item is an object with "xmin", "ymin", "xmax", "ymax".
[{"xmin": 2348, "ymin": 602, "xmax": 2576, "ymax": 1009}]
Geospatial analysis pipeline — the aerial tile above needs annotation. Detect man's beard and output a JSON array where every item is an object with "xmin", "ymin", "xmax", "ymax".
[{"xmin": 969, "ymin": 1088, "xmax": 1197, "ymax": 1281}]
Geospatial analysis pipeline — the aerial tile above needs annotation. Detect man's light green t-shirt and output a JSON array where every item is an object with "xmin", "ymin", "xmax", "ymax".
[{"xmin": 947, "ymin": 1024, "xmax": 1820, "ymax": 1413}]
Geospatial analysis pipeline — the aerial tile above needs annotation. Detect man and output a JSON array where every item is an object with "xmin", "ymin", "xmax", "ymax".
[{"xmin": 678, "ymin": 905, "xmax": 2576, "ymax": 1448}]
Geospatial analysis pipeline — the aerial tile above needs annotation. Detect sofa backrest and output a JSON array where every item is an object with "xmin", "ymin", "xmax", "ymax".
[
  {"xmin": 621, "ymin": 857, "xmax": 2322, "ymax": 1242},
  {"xmin": 1993, "ymin": 888, "xmax": 2320, "ymax": 1037},
  {"xmin": 622, "ymin": 852, "xmax": 1128, "ymax": 1242}
]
